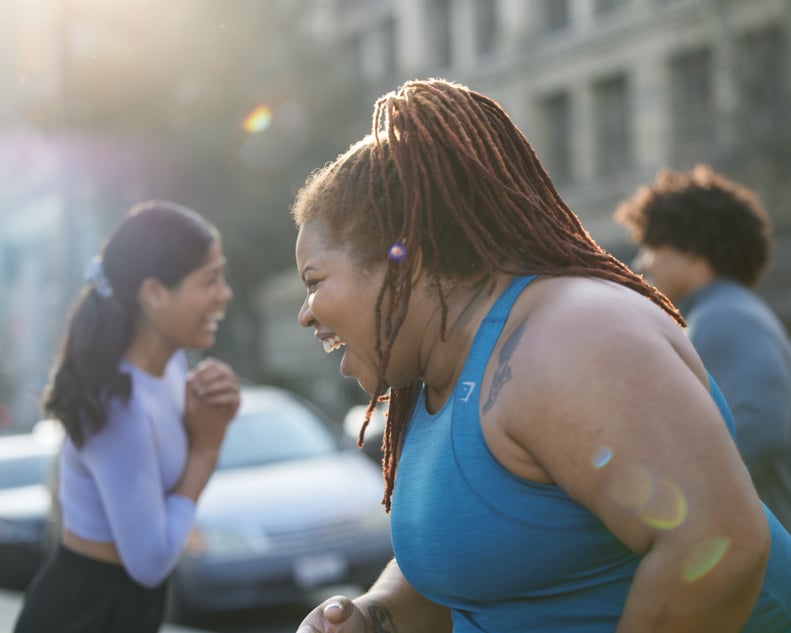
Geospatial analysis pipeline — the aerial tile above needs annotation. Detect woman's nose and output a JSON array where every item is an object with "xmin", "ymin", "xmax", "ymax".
[
  {"xmin": 222, "ymin": 279, "xmax": 233, "ymax": 303},
  {"xmin": 298, "ymin": 297, "xmax": 314, "ymax": 328}
]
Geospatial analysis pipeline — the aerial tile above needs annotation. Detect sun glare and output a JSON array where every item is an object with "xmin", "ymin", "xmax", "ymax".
[{"xmin": 242, "ymin": 104, "xmax": 273, "ymax": 134}]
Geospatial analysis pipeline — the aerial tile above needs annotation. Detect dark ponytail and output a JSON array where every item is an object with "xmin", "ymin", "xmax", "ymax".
[{"xmin": 44, "ymin": 200, "xmax": 217, "ymax": 447}]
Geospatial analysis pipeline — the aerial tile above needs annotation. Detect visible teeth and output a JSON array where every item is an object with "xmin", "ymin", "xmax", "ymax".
[
  {"xmin": 322, "ymin": 335, "xmax": 344, "ymax": 353},
  {"xmin": 202, "ymin": 313, "xmax": 224, "ymax": 332}
]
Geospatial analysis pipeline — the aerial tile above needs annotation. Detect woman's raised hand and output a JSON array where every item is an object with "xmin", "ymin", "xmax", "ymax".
[{"xmin": 184, "ymin": 357, "xmax": 240, "ymax": 452}]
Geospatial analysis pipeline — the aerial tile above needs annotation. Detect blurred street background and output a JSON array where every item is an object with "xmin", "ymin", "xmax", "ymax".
[
  {"xmin": 1, "ymin": 0, "xmax": 790, "ymax": 631},
  {"xmin": 2, "ymin": 0, "xmax": 790, "ymax": 434}
]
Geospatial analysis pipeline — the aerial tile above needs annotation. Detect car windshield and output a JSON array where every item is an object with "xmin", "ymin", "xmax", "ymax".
[
  {"xmin": 0, "ymin": 453, "xmax": 54, "ymax": 490},
  {"xmin": 217, "ymin": 395, "xmax": 338, "ymax": 470}
]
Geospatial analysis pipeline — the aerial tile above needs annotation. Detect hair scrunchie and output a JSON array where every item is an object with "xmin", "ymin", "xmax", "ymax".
[{"xmin": 84, "ymin": 256, "xmax": 114, "ymax": 299}]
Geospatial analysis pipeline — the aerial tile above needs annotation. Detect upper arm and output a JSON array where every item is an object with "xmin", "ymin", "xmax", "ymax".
[
  {"xmin": 501, "ymin": 301, "xmax": 764, "ymax": 557},
  {"xmin": 81, "ymin": 399, "xmax": 195, "ymax": 586}
]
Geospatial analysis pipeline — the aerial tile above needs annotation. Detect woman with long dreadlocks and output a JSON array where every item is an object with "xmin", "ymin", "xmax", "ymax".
[{"xmin": 292, "ymin": 79, "xmax": 791, "ymax": 633}]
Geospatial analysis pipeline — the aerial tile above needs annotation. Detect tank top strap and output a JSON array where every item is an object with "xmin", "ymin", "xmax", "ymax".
[{"xmin": 485, "ymin": 275, "xmax": 538, "ymax": 322}]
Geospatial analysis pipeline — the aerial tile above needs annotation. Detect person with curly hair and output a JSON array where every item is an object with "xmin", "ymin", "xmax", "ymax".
[
  {"xmin": 291, "ymin": 80, "xmax": 791, "ymax": 633},
  {"xmin": 615, "ymin": 165, "xmax": 791, "ymax": 532}
]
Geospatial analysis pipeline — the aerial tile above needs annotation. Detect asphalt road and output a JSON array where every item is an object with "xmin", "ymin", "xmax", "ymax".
[
  {"xmin": 183, "ymin": 604, "xmax": 307, "ymax": 633},
  {"xmin": 174, "ymin": 584, "xmax": 363, "ymax": 633},
  {"xmin": 0, "ymin": 584, "xmax": 361, "ymax": 633}
]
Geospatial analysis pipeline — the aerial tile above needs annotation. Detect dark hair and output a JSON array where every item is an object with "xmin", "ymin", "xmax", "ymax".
[
  {"xmin": 44, "ymin": 200, "xmax": 218, "ymax": 447},
  {"xmin": 291, "ymin": 78, "xmax": 683, "ymax": 510},
  {"xmin": 614, "ymin": 164, "xmax": 771, "ymax": 286}
]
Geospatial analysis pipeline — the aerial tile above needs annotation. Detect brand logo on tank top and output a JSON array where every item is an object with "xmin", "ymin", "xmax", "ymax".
[{"xmin": 459, "ymin": 382, "xmax": 477, "ymax": 402}]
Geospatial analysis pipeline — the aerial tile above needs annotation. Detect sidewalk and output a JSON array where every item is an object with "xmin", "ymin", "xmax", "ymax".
[{"xmin": 0, "ymin": 589, "xmax": 209, "ymax": 632}]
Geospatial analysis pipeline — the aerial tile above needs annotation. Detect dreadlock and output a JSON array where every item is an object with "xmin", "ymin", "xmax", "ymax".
[{"xmin": 292, "ymin": 78, "xmax": 683, "ymax": 511}]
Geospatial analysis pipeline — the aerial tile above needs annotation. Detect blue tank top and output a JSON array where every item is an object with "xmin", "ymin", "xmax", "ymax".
[{"xmin": 390, "ymin": 275, "xmax": 791, "ymax": 632}]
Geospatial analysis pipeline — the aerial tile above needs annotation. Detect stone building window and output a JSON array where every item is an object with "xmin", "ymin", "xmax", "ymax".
[
  {"xmin": 594, "ymin": 0, "xmax": 627, "ymax": 16},
  {"xmin": 733, "ymin": 25, "xmax": 788, "ymax": 148},
  {"xmin": 544, "ymin": 0, "xmax": 569, "ymax": 32},
  {"xmin": 345, "ymin": 32, "xmax": 364, "ymax": 78},
  {"xmin": 669, "ymin": 47, "xmax": 713, "ymax": 163},
  {"xmin": 381, "ymin": 14, "xmax": 398, "ymax": 78},
  {"xmin": 429, "ymin": 0, "xmax": 453, "ymax": 68},
  {"xmin": 475, "ymin": 0, "xmax": 498, "ymax": 58},
  {"xmin": 593, "ymin": 74, "xmax": 631, "ymax": 177},
  {"xmin": 538, "ymin": 91, "xmax": 572, "ymax": 185}
]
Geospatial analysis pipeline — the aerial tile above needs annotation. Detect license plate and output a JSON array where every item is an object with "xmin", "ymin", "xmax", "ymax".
[{"xmin": 293, "ymin": 552, "xmax": 348, "ymax": 589}]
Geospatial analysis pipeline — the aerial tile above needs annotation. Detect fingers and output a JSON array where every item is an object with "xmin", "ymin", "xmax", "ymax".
[
  {"xmin": 189, "ymin": 357, "xmax": 236, "ymax": 391},
  {"xmin": 323, "ymin": 598, "xmax": 353, "ymax": 623},
  {"xmin": 295, "ymin": 596, "xmax": 355, "ymax": 633},
  {"xmin": 188, "ymin": 358, "xmax": 240, "ymax": 408}
]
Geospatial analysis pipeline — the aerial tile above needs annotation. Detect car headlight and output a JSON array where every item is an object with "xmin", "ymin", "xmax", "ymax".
[{"xmin": 183, "ymin": 525, "xmax": 274, "ymax": 558}]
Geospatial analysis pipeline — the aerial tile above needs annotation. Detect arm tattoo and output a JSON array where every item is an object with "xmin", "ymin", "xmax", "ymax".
[
  {"xmin": 483, "ymin": 317, "xmax": 527, "ymax": 413},
  {"xmin": 368, "ymin": 601, "xmax": 398, "ymax": 633}
]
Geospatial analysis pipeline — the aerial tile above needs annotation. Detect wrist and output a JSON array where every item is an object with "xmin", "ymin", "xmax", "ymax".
[
  {"xmin": 352, "ymin": 597, "xmax": 389, "ymax": 633},
  {"xmin": 187, "ymin": 445, "xmax": 220, "ymax": 465}
]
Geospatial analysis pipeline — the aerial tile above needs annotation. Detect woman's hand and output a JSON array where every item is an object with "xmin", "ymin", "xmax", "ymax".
[
  {"xmin": 173, "ymin": 358, "xmax": 241, "ymax": 502},
  {"xmin": 297, "ymin": 596, "xmax": 370, "ymax": 633},
  {"xmin": 295, "ymin": 560, "xmax": 450, "ymax": 633},
  {"xmin": 184, "ymin": 357, "xmax": 240, "ymax": 453}
]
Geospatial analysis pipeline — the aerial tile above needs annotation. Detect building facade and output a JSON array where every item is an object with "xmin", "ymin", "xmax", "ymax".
[
  {"xmin": 0, "ymin": 0, "xmax": 159, "ymax": 430},
  {"xmin": 257, "ymin": 0, "xmax": 790, "ymax": 419},
  {"xmin": 305, "ymin": 0, "xmax": 790, "ymax": 312}
]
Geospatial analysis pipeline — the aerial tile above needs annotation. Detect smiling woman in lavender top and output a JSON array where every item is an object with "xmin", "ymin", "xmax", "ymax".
[{"xmin": 14, "ymin": 200, "xmax": 240, "ymax": 633}]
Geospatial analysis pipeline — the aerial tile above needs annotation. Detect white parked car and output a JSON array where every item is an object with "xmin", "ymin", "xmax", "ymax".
[
  {"xmin": 0, "ymin": 423, "xmax": 63, "ymax": 589},
  {"xmin": 167, "ymin": 386, "xmax": 393, "ymax": 623}
]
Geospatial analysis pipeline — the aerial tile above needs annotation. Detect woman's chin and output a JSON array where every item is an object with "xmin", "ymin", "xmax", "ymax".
[
  {"xmin": 344, "ymin": 369, "xmax": 377, "ymax": 395},
  {"xmin": 340, "ymin": 354, "xmax": 380, "ymax": 395},
  {"xmin": 351, "ymin": 380, "xmax": 373, "ymax": 396}
]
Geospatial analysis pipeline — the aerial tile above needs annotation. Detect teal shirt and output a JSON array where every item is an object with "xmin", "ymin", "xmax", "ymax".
[{"xmin": 391, "ymin": 276, "xmax": 791, "ymax": 632}]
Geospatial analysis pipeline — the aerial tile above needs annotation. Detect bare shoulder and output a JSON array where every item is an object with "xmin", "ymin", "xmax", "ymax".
[
  {"xmin": 482, "ymin": 276, "xmax": 699, "ymax": 423},
  {"xmin": 480, "ymin": 276, "xmax": 712, "ymax": 485},
  {"xmin": 481, "ymin": 277, "xmax": 756, "ymax": 554},
  {"xmin": 511, "ymin": 276, "xmax": 703, "ymax": 385}
]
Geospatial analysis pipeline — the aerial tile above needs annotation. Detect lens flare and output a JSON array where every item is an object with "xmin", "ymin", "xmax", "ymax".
[
  {"xmin": 684, "ymin": 537, "xmax": 731, "ymax": 582},
  {"xmin": 592, "ymin": 446, "xmax": 613, "ymax": 468},
  {"xmin": 388, "ymin": 243, "xmax": 407, "ymax": 261},
  {"xmin": 242, "ymin": 104, "xmax": 272, "ymax": 134},
  {"xmin": 607, "ymin": 463, "xmax": 654, "ymax": 510},
  {"xmin": 638, "ymin": 477, "xmax": 688, "ymax": 530},
  {"xmin": 607, "ymin": 463, "xmax": 689, "ymax": 530}
]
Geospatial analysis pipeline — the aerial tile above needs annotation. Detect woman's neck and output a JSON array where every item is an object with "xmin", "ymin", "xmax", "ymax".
[
  {"xmin": 420, "ymin": 274, "xmax": 508, "ymax": 411},
  {"xmin": 124, "ymin": 332, "xmax": 177, "ymax": 377}
]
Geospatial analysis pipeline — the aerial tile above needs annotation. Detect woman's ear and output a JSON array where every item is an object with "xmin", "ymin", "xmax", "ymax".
[{"xmin": 137, "ymin": 278, "xmax": 168, "ymax": 312}]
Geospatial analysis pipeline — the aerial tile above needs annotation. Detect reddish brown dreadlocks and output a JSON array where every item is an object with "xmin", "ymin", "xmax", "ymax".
[{"xmin": 291, "ymin": 78, "xmax": 683, "ymax": 511}]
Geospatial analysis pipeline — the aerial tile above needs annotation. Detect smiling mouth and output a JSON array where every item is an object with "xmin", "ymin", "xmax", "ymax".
[
  {"xmin": 322, "ymin": 335, "xmax": 345, "ymax": 354},
  {"xmin": 203, "ymin": 312, "xmax": 225, "ymax": 332}
]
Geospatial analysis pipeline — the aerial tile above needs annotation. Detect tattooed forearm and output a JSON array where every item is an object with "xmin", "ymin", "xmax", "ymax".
[
  {"xmin": 368, "ymin": 601, "xmax": 398, "ymax": 633},
  {"xmin": 483, "ymin": 317, "xmax": 527, "ymax": 413}
]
